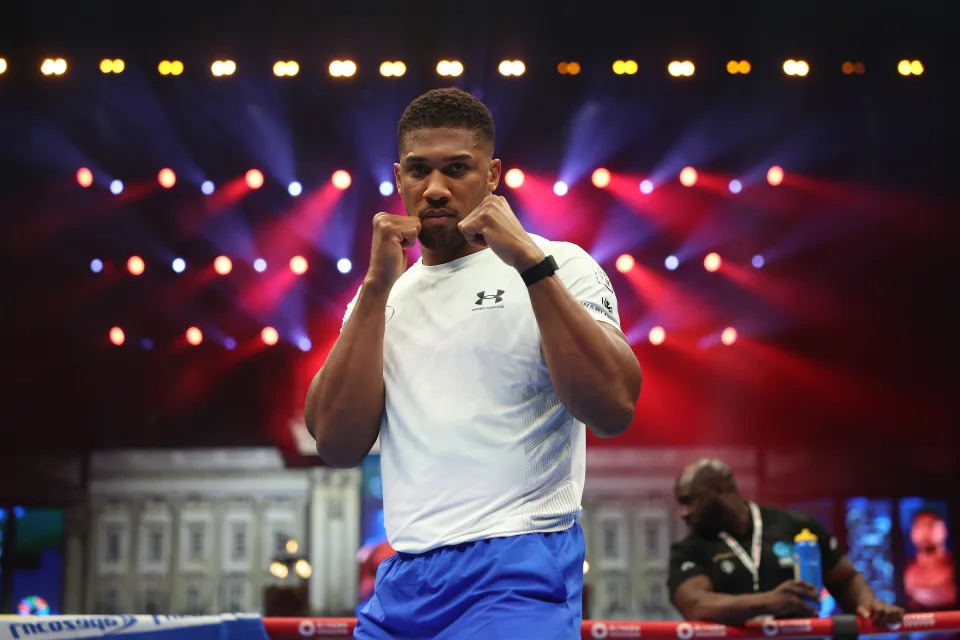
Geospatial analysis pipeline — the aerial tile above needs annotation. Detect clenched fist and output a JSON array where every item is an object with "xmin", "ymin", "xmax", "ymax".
[
  {"xmin": 457, "ymin": 195, "xmax": 544, "ymax": 271},
  {"xmin": 366, "ymin": 213, "xmax": 421, "ymax": 291}
]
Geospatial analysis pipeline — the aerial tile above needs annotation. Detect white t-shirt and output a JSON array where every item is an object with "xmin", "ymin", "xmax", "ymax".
[{"xmin": 340, "ymin": 234, "xmax": 622, "ymax": 553}]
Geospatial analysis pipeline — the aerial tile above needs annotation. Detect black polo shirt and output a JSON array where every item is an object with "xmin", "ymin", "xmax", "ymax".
[{"xmin": 667, "ymin": 505, "xmax": 844, "ymax": 599}]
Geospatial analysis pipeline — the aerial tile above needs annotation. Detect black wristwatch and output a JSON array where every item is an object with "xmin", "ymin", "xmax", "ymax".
[{"xmin": 520, "ymin": 255, "xmax": 558, "ymax": 287}]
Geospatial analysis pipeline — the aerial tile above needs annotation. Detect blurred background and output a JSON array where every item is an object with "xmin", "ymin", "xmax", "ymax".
[{"xmin": 0, "ymin": 0, "xmax": 954, "ymax": 622}]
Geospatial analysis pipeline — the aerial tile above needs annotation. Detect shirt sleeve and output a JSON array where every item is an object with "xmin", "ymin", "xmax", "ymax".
[
  {"xmin": 551, "ymin": 242, "xmax": 622, "ymax": 331},
  {"xmin": 668, "ymin": 541, "xmax": 707, "ymax": 598},
  {"xmin": 795, "ymin": 512, "xmax": 845, "ymax": 573}
]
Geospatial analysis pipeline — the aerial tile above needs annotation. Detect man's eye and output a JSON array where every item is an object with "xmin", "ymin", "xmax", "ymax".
[
  {"xmin": 409, "ymin": 165, "xmax": 428, "ymax": 176},
  {"xmin": 448, "ymin": 163, "xmax": 467, "ymax": 173}
]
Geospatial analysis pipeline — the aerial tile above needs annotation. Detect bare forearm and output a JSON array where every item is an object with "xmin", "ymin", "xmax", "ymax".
[
  {"xmin": 527, "ymin": 274, "xmax": 641, "ymax": 437},
  {"xmin": 680, "ymin": 592, "xmax": 772, "ymax": 626},
  {"xmin": 305, "ymin": 281, "xmax": 388, "ymax": 467},
  {"xmin": 832, "ymin": 573, "xmax": 876, "ymax": 613}
]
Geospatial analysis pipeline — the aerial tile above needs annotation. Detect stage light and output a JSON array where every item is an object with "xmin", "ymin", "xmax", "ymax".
[
  {"xmin": 158, "ymin": 60, "xmax": 184, "ymax": 76},
  {"xmin": 290, "ymin": 256, "xmax": 308, "ymax": 275},
  {"xmin": 77, "ymin": 167, "xmax": 93, "ymax": 188},
  {"xmin": 639, "ymin": 179, "xmax": 654, "ymax": 194},
  {"xmin": 679, "ymin": 167, "xmax": 698, "ymax": 187},
  {"xmin": 591, "ymin": 168, "xmax": 611, "ymax": 188},
  {"xmin": 214, "ymin": 255, "xmax": 233, "ymax": 275},
  {"xmin": 332, "ymin": 170, "xmax": 351, "ymax": 190},
  {"xmin": 201, "ymin": 180, "xmax": 215, "ymax": 195},
  {"xmin": 615, "ymin": 254, "xmax": 635, "ymax": 273},
  {"xmin": 288, "ymin": 181, "xmax": 302, "ymax": 197},
  {"xmin": 261, "ymin": 327, "xmax": 279, "ymax": 346},
  {"xmin": 380, "ymin": 61, "xmax": 407, "ymax": 77},
  {"xmin": 854, "ymin": 62, "xmax": 865, "ymax": 74},
  {"xmin": 211, "ymin": 60, "xmax": 236, "ymax": 77},
  {"xmin": 664, "ymin": 255, "xmax": 679, "ymax": 271},
  {"xmin": 437, "ymin": 60, "xmax": 464, "ymax": 76},
  {"xmin": 649, "ymin": 326, "xmax": 666, "ymax": 346},
  {"xmin": 557, "ymin": 61, "xmax": 581, "ymax": 75},
  {"xmin": 186, "ymin": 327, "xmax": 203, "ymax": 346},
  {"xmin": 498, "ymin": 60, "xmax": 525, "ymax": 76},
  {"xmin": 295, "ymin": 559, "xmax": 313, "ymax": 579},
  {"xmin": 842, "ymin": 61, "xmax": 854, "ymax": 75},
  {"xmin": 910, "ymin": 60, "xmax": 924, "ymax": 76},
  {"xmin": 269, "ymin": 562, "xmax": 288, "ymax": 579},
  {"xmin": 253, "ymin": 258, "xmax": 267, "ymax": 273},
  {"xmin": 297, "ymin": 337, "xmax": 312, "ymax": 352},
  {"xmin": 504, "ymin": 168, "xmax": 524, "ymax": 188},
  {"xmin": 158, "ymin": 168, "xmax": 176, "ymax": 188},
  {"xmin": 41, "ymin": 58, "xmax": 67, "ymax": 76},
  {"xmin": 224, "ymin": 337, "xmax": 237, "ymax": 350},
  {"xmin": 172, "ymin": 258, "xmax": 186, "ymax": 273},
  {"xmin": 726, "ymin": 60, "xmax": 739, "ymax": 74},
  {"xmin": 273, "ymin": 60, "xmax": 299, "ymax": 77},
  {"xmin": 379, "ymin": 181, "xmax": 394, "ymax": 196},
  {"xmin": 783, "ymin": 59, "xmax": 809, "ymax": 76},
  {"xmin": 704, "ymin": 252, "xmax": 721, "ymax": 272},
  {"xmin": 245, "ymin": 169, "xmax": 264, "ymax": 189},
  {"xmin": 337, "ymin": 258, "xmax": 352, "ymax": 274},
  {"xmin": 0, "ymin": 58, "xmax": 6, "ymax": 75},
  {"xmin": 90, "ymin": 259, "xmax": 103, "ymax": 273},
  {"xmin": 109, "ymin": 327, "xmax": 125, "ymax": 346},
  {"xmin": 99, "ymin": 58, "xmax": 124, "ymax": 74},
  {"xmin": 767, "ymin": 165, "xmax": 784, "ymax": 186},
  {"xmin": 721, "ymin": 327, "xmax": 738, "ymax": 346},
  {"xmin": 728, "ymin": 179, "xmax": 742, "ymax": 194},
  {"xmin": 329, "ymin": 60, "xmax": 357, "ymax": 77},
  {"xmin": 553, "ymin": 181, "xmax": 568, "ymax": 196},
  {"xmin": 127, "ymin": 256, "xmax": 145, "ymax": 276},
  {"xmin": 898, "ymin": 59, "xmax": 913, "ymax": 76},
  {"xmin": 110, "ymin": 180, "xmax": 123, "ymax": 195},
  {"xmin": 668, "ymin": 60, "xmax": 695, "ymax": 77},
  {"xmin": 752, "ymin": 255, "xmax": 765, "ymax": 268},
  {"xmin": 613, "ymin": 59, "xmax": 637, "ymax": 75},
  {"xmin": 739, "ymin": 60, "xmax": 751, "ymax": 74}
]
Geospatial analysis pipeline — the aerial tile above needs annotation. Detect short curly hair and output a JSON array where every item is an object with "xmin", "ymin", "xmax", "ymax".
[{"xmin": 397, "ymin": 87, "xmax": 495, "ymax": 151}]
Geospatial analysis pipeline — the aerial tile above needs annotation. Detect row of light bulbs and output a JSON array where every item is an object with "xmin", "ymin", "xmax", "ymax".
[{"xmin": 7, "ymin": 57, "xmax": 927, "ymax": 78}]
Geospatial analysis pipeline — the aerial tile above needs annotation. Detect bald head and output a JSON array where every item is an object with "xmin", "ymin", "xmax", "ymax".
[
  {"xmin": 675, "ymin": 458, "xmax": 743, "ymax": 537},
  {"xmin": 677, "ymin": 458, "xmax": 737, "ymax": 495}
]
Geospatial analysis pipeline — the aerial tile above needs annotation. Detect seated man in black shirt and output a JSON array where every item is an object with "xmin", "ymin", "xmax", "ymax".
[{"xmin": 668, "ymin": 458, "xmax": 903, "ymax": 627}]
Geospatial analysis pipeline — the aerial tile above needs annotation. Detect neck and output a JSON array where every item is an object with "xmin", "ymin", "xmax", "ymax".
[{"xmin": 421, "ymin": 242, "xmax": 486, "ymax": 266}]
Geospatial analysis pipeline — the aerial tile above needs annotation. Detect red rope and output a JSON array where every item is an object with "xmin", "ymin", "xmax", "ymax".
[{"xmin": 262, "ymin": 610, "xmax": 960, "ymax": 639}]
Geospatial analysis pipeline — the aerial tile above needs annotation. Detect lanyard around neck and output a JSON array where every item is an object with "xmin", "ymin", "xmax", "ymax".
[{"xmin": 718, "ymin": 501, "xmax": 763, "ymax": 592}]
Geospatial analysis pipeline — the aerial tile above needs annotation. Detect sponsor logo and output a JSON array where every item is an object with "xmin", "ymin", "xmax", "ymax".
[
  {"xmin": 720, "ymin": 560, "xmax": 735, "ymax": 574},
  {"xmin": 677, "ymin": 623, "xmax": 727, "ymax": 639},
  {"xmin": 763, "ymin": 619, "xmax": 814, "ymax": 636},
  {"xmin": 473, "ymin": 289, "xmax": 505, "ymax": 311},
  {"xmin": 297, "ymin": 619, "xmax": 352, "ymax": 637},
  {"xmin": 591, "ymin": 622, "xmax": 609, "ymax": 639},
  {"xmin": 596, "ymin": 269, "xmax": 614, "ymax": 292},
  {"xmin": 772, "ymin": 541, "xmax": 793, "ymax": 558},
  {"xmin": 680, "ymin": 561, "xmax": 697, "ymax": 572},
  {"xmin": 902, "ymin": 613, "xmax": 936, "ymax": 630},
  {"xmin": 762, "ymin": 619, "xmax": 779, "ymax": 636},
  {"xmin": 581, "ymin": 300, "xmax": 616, "ymax": 322},
  {"xmin": 6, "ymin": 616, "xmax": 138, "ymax": 639}
]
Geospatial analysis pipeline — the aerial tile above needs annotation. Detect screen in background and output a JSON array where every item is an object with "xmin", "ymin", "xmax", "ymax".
[
  {"xmin": 7, "ymin": 507, "xmax": 64, "ymax": 615},
  {"xmin": 357, "ymin": 456, "xmax": 394, "ymax": 613},
  {"xmin": 845, "ymin": 498, "xmax": 897, "ymax": 608},
  {"xmin": 899, "ymin": 497, "xmax": 957, "ymax": 611}
]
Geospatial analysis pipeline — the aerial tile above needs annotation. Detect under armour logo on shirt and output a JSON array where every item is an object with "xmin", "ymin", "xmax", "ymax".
[{"xmin": 476, "ymin": 290, "xmax": 505, "ymax": 305}]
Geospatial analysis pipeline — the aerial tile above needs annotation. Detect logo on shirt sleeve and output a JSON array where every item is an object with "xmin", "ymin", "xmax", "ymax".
[
  {"xmin": 581, "ymin": 300, "xmax": 617, "ymax": 323},
  {"xmin": 595, "ymin": 268, "xmax": 614, "ymax": 292}
]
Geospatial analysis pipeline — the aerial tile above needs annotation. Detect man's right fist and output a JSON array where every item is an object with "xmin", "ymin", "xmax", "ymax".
[{"xmin": 365, "ymin": 213, "xmax": 421, "ymax": 290}]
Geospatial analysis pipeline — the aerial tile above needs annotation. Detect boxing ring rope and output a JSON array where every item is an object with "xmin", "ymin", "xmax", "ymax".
[{"xmin": 263, "ymin": 611, "xmax": 960, "ymax": 639}]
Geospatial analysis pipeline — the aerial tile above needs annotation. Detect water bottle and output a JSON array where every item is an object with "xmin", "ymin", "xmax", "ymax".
[{"xmin": 793, "ymin": 528, "xmax": 823, "ymax": 614}]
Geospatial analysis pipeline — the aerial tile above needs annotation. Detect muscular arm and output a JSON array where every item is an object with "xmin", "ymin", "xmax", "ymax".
[
  {"xmin": 304, "ymin": 281, "xmax": 388, "ymax": 467},
  {"xmin": 527, "ymin": 273, "xmax": 641, "ymax": 437},
  {"xmin": 672, "ymin": 575, "xmax": 773, "ymax": 625}
]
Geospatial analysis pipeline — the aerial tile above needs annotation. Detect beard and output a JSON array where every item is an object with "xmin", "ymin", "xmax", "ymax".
[{"xmin": 418, "ymin": 225, "xmax": 467, "ymax": 251}]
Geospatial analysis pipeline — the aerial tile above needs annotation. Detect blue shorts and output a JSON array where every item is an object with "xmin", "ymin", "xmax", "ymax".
[{"xmin": 354, "ymin": 523, "xmax": 584, "ymax": 639}]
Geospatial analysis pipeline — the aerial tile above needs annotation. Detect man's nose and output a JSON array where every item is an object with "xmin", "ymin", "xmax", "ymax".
[{"xmin": 423, "ymin": 172, "xmax": 451, "ymax": 202}]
